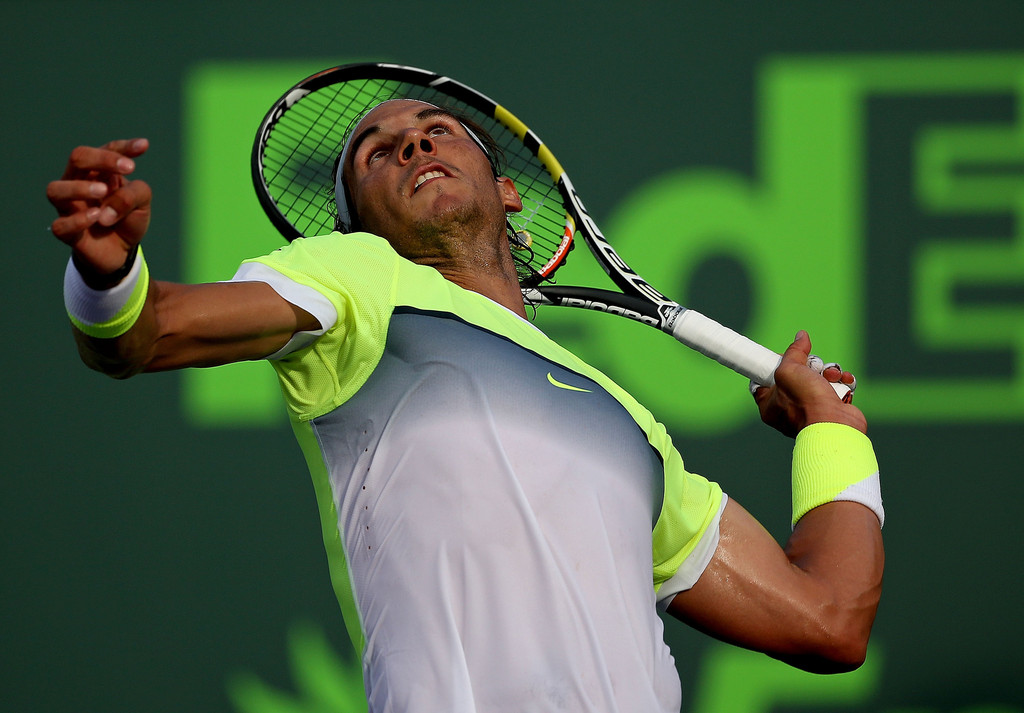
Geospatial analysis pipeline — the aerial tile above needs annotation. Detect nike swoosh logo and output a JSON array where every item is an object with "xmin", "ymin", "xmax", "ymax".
[{"xmin": 547, "ymin": 372, "xmax": 592, "ymax": 393}]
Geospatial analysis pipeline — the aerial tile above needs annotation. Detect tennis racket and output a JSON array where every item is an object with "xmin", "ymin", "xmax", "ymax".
[{"xmin": 251, "ymin": 62, "xmax": 851, "ymax": 400}]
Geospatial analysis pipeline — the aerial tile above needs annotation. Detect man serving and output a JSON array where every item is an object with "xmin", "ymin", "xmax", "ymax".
[{"xmin": 49, "ymin": 98, "xmax": 883, "ymax": 713}]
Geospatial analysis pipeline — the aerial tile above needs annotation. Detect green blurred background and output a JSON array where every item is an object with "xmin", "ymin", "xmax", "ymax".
[{"xmin": 5, "ymin": 2, "xmax": 1023, "ymax": 711}]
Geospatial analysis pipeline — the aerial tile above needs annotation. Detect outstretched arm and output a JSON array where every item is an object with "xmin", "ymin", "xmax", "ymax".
[
  {"xmin": 667, "ymin": 332, "xmax": 884, "ymax": 673},
  {"xmin": 49, "ymin": 139, "xmax": 319, "ymax": 377}
]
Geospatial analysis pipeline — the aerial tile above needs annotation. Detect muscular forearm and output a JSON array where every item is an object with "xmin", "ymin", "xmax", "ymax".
[
  {"xmin": 777, "ymin": 422, "xmax": 885, "ymax": 670},
  {"xmin": 779, "ymin": 501, "xmax": 884, "ymax": 672},
  {"xmin": 69, "ymin": 275, "xmax": 321, "ymax": 376},
  {"xmin": 71, "ymin": 284, "xmax": 160, "ymax": 379},
  {"xmin": 668, "ymin": 419, "xmax": 884, "ymax": 673}
]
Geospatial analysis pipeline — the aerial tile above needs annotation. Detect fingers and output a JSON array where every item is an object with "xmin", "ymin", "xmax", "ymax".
[
  {"xmin": 749, "ymin": 332, "xmax": 816, "ymax": 400},
  {"xmin": 50, "ymin": 140, "xmax": 149, "ymax": 224},
  {"xmin": 48, "ymin": 139, "xmax": 153, "ymax": 278},
  {"xmin": 95, "ymin": 179, "xmax": 152, "ymax": 227},
  {"xmin": 50, "ymin": 207, "xmax": 101, "ymax": 245},
  {"xmin": 46, "ymin": 180, "xmax": 108, "ymax": 236},
  {"xmin": 49, "ymin": 138, "xmax": 152, "ymax": 237},
  {"xmin": 60, "ymin": 139, "xmax": 148, "ymax": 180},
  {"xmin": 819, "ymin": 362, "xmax": 857, "ymax": 392},
  {"xmin": 780, "ymin": 329, "xmax": 812, "ymax": 366},
  {"xmin": 49, "ymin": 178, "xmax": 151, "ymax": 235},
  {"xmin": 102, "ymin": 137, "xmax": 150, "ymax": 157},
  {"xmin": 47, "ymin": 179, "xmax": 108, "ymax": 204},
  {"xmin": 804, "ymin": 351, "xmax": 858, "ymax": 393},
  {"xmin": 755, "ymin": 331, "xmax": 861, "ymax": 405},
  {"xmin": 754, "ymin": 331, "xmax": 867, "ymax": 435}
]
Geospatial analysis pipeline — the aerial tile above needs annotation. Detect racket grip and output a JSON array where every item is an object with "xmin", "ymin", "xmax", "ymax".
[
  {"xmin": 668, "ymin": 309, "xmax": 782, "ymax": 386},
  {"xmin": 669, "ymin": 309, "xmax": 857, "ymax": 402},
  {"xmin": 830, "ymin": 381, "xmax": 854, "ymax": 403}
]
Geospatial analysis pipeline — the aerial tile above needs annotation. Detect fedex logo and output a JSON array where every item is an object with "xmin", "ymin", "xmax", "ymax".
[{"xmin": 183, "ymin": 56, "xmax": 1024, "ymax": 433}]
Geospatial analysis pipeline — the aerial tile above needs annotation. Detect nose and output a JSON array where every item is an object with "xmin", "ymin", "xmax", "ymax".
[{"xmin": 399, "ymin": 130, "xmax": 436, "ymax": 163}]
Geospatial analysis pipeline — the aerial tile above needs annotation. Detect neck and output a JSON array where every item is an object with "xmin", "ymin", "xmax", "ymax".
[
  {"xmin": 421, "ymin": 247, "xmax": 528, "ymax": 319},
  {"xmin": 394, "ymin": 215, "xmax": 529, "ymax": 318},
  {"xmin": 441, "ymin": 268, "xmax": 528, "ymax": 318}
]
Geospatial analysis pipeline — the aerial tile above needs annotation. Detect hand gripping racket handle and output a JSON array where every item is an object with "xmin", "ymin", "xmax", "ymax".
[{"xmin": 666, "ymin": 308, "xmax": 854, "ymax": 402}]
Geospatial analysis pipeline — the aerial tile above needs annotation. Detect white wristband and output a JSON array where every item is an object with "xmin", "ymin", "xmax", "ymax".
[{"xmin": 64, "ymin": 248, "xmax": 149, "ymax": 338}]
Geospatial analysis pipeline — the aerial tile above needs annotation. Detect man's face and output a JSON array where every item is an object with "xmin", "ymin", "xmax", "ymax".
[{"xmin": 342, "ymin": 100, "xmax": 521, "ymax": 258}]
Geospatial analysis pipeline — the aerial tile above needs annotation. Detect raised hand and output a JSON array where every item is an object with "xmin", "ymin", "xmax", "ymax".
[
  {"xmin": 752, "ymin": 331, "xmax": 867, "ymax": 437},
  {"xmin": 47, "ymin": 139, "xmax": 152, "ymax": 287}
]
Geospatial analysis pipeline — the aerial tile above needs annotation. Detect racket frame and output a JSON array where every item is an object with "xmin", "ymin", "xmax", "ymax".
[{"xmin": 252, "ymin": 62, "xmax": 856, "ymax": 395}]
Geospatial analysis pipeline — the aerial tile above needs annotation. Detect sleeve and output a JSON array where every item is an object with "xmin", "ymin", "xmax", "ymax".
[
  {"xmin": 230, "ymin": 233, "xmax": 401, "ymax": 422},
  {"xmin": 649, "ymin": 425, "xmax": 726, "ymax": 607},
  {"xmin": 229, "ymin": 260, "xmax": 338, "ymax": 360},
  {"xmin": 232, "ymin": 232, "xmax": 400, "ymax": 357},
  {"xmin": 654, "ymin": 494, "xmax": 727, "ymax": 610}
]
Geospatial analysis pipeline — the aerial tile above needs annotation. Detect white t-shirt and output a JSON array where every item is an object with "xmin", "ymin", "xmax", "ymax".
[{"xmin": 233, "ymin": 233, "xmax": 725, "ymax": 712}]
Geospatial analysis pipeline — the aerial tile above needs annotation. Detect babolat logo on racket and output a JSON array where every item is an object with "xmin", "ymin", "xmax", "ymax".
[{"xmin": 560, "ymin": 298, "xmax": 660, "ymax": 326}]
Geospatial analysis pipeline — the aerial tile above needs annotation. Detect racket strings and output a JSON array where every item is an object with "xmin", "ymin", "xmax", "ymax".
[
  {"xmin": 259, "ymin": 75, "xmax": 571, "ymax": 284},
  {"xmin": 264, "ymin": 84, "xmax": 372, "ymax": 235}
]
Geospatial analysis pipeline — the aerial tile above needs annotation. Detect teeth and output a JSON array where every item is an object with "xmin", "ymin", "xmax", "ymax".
[{"xmin": 415, "ymin": 170, "xmax": 445, "ymax": 189}]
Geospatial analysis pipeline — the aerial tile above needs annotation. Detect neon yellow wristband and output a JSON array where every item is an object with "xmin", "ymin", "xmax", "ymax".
[
  {"xmin": 792, "ymin": 422, "xmax": 883, "ymax": 528},
  {"xmin": 64, "ymin": 247, "xmax": 150, "ymax": 339}
]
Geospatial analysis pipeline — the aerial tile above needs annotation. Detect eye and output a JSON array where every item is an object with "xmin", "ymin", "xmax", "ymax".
[
  {"xmin": 427, "ymin": 124, "xmax": 452, "ymax": 138},
  {"xmin": 366, "ymin": 145, "xmax": 391, "ymax": 165}
]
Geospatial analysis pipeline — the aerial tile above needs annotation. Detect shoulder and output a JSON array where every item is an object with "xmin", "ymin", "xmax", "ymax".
[
  {"xmin": 259, "ymin": 231, "xmax": 395, "ymax": 265},
  {"xmin": 241, "ymin": 232, "xmax": 408, "ymax": 294}
]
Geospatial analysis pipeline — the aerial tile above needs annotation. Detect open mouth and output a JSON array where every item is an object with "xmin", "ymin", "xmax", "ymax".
[{"xmin": 414, "ymin": 170, "xmax": 446, "ymax": 191}]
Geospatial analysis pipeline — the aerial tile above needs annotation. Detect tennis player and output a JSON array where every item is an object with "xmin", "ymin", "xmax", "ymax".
[{"xmin": 49, "ymin": 100, "xmax": 883, "ymax": 713}]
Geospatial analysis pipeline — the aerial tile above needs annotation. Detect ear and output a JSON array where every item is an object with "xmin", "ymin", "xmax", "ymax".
[{"xmin": 497, "ymin": 176, "xmax": 523, "ymax": 212}]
